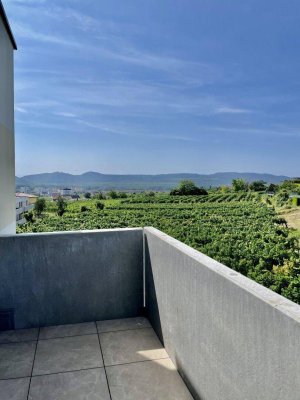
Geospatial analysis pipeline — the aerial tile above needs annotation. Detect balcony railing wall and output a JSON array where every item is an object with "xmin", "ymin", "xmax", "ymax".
[
  {"xmin": 0, "ymin": 227, "xmax": 299, "ymax": 400},
  {"xmin": 0, "ymin": 228, "xmax": 143, "ymax": 329},
  {"xmin": 144, "ymin": 227, "xmax": 300, "ymax": 400}
]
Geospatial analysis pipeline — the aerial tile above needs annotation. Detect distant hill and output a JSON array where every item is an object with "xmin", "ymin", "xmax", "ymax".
[{"xmin": 15, "ymin": 171, "xmax": 290, "ymax": 191}]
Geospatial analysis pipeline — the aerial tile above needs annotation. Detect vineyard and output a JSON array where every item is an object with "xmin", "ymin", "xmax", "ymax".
[{"xmin": 18, "ymin": 193, "xmax": 300, "ymax": 304}]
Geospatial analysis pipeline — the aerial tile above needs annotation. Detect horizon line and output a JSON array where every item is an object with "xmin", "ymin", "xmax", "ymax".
[{"xmin": 16, "ymin": 170, "xmax": 292, "ymax": 179}]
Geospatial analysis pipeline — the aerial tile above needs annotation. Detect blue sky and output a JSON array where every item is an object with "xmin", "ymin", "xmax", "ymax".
[{"xmin": 4, "ymin": 0, "xmax": 300, "ymax": 176}]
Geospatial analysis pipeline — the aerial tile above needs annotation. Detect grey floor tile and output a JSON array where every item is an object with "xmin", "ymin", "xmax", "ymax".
[
  {"xmin": 33, "ymin": 334, "xmax": 103, "ymax": 376},
  {"xmin": 0, "ymin": 328, "xmax": 38, "ymax": 344},
  {"xmin": 100, "ymin": 327, "xmax": 168, "ymax": 366},
  {"xmin": 107, "ymin": 358, "xmax": 193, "ymax": 400},
  {"xmin": 0, "ymin": 342, "xmax": 36, "ymax": 379},
  {"xmin": 97, "ymin": 317, "xmax": 151, "ymax": 333},
  {"xmin": 29, "ymin": 368, "xmax": 110, "ymax": 400},
  {"xmin": 0, "ymin": 377, "xmax": 30, "ymax": 400},
  {"xmin": 39, "ymin": 322, "xmax": 96, "ymax": 340}
]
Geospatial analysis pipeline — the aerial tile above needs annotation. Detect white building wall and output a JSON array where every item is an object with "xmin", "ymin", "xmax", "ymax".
[
  {"xmin": 16, "ymin": 196, "xmax": 34, "ymax": 225},
  {"xmin": 0, "ymin": 16, "xmax": 15, "ymax": 234}
]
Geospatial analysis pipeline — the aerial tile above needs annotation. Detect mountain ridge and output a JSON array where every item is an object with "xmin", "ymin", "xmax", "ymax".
[{"xmin": 15, "ymin": 171, "xmax": 290, "ymax": 190}]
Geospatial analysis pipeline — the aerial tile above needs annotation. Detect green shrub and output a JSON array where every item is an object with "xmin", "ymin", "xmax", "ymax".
[
  {"xmin": 170, "ymin": 180, "xmax": 208, "ymax": 196},
  {"xmin": 24, "ymin": 211, "xmax": 34, "ymax": 223},
  {"xmin": 96, "ymin": 202, "xmax": 105, "ymax": 210},
  {"xmin": 34, "ymin": 198, "xmax": 46, "ymax": 217},
  {"xmin": 56, "ymin": 196, "xmax": 67, "ymax": 216}
]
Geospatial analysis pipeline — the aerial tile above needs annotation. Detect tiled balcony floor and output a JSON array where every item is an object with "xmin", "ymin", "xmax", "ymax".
[{"xmin": 0, "ymin": 317, "xmax": 193, "ymax": 400}]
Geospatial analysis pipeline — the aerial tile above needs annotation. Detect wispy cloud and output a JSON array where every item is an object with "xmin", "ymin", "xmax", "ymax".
[
  {"xmin": 13, "ymin": 23, "xmax": 79, "ymax": 47},
  {"xmin": 54, "ymin": 112, "xmax": 76, "ymax": 118},
  {"xmin": 8, "ymin": 0, "xmax": 46, "ymax": 4},
  {"xmin": 15, "ymin": 106, "xmax": 28, "ymax": 114},
  {"xmin": 76, "ymin": 119, "xmax": 202, "ymax": 143},
  {"xmin": 7, "ymin": 0, "xmax": 300, "ymax": 176},
  {"xmin": 209, "ymin": 125, "xmax": 300, "ymax": 138},
  {"xmin": 215, "ymin": 106, "xmax": 252, "ymax": 114},
  {"xmin": 9, "ymin": 0, "xmax": 224, "ymax": 88},
  {"xmin": 15, "ymin": 74, "xmax": 250, "ymax": 120}
]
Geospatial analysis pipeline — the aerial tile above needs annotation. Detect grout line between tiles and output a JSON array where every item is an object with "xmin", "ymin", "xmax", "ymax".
[
  {"xmin": 0, "ymin": 359, "xmax": 170, "ymax": 382},
  {"xmin": 29, "ymin": 366, "xmax": 104, "ymax": 379},
  {"xmin": 98, "ymin": 326, "xmax": 152, "ymax": 335},
  {"xmin": 0, "ymin": 338, "xmax": 39, "ymax": 346},
  {"xmin": 96, "ymin": 322, "xmax": 112, "ymax": 400},
  {"xmin": 105, "ymin": 356, "xmax": 170, "ymax": 368},
  {"xmin": 0, "ymin": 319, "xmax": 151, "ymax": 345},
  {"xmin": 26, "ymin": 327, "xmax": 39, "ymax": 400},
  {"xmin": 0, "ymin": 375, "xmax": 31, "ymax": 382},
  {"xmin": 38, "ymin": 332, "xmax": 98, "ymax": 341}
]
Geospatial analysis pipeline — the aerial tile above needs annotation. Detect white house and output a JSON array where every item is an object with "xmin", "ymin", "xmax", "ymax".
[
  {"xmin": 0, "ymin": 1, "xmax": 17, "ymax": 234},
  {"xmin": 15, "ymin": 195, "xmax": 34, "ymax": 225}
]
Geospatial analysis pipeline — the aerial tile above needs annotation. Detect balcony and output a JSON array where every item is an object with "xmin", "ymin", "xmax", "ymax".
[
  {"xmin": 0, "ymin": 317, "xmax": 192, "ymax": 399},
  {"xmin": 0, "ymin": 227, "xmax": 299, "ymax": 400}
]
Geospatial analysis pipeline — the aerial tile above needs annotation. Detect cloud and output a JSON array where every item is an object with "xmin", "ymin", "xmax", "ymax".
[
  {"xmin": 15, "ymin": 106, "xmax": 28, "ymax": 113},
  {"xmin": 14, "ymin": 72, "xmax": 255, "ymax": 122},
  {"xmin": 13, "ymin": 23, "xmax": 79, "ymax": 47},
  {"xmin": 9, "ymin": 0, "xmax": 223, "ymax": 88},
  {"xmin": 215, "ymin": 106, "xmax": 252, "ymax": 114},
  {"xmin": 8, "ymin": 0, "xmax": 46, "ymax": 4},
  {"xmin": 54, "ymin": 112, "xmax": 76, "ymax": 118},
  {"xmin": 209, "ymin": 125, "xmax": 300, "ymax": 138},
  {"xmin": 75, "ymin": 119, "xmax": 201, "ymax": 143}
]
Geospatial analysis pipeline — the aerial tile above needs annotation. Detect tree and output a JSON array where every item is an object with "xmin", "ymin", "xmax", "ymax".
[
  {"xmin": 170, "ymin": 180, "xmax": 208, "ymax": 196},
  {"xmin": 267, "ymin": 183, "xmax": 278, "ymax": 193},
  {"xmin": 93, "ymin": 192, "xmax": 105, "ymax": 200},
  {"xmin": 220, "ymin": 185, "xmax": 231, "ymax": 193},
  {"xmin": 24, "ymin": 211, "xmax": 34, "ymax": 223},
  {"xmin": 34, "ymin": 198, "xmax": 46, "ymax": 217},
  {"xmin": 96, "ymin": 201, "xmax": 105, "ymax": 210},
  {"xmin": 118, "ymin": 191, "xmax": 127, "ymax": 199},
  {"xmin": 84, "ymin": 192, "xmax": 91, "ymax": 199},
  {"xmin": 56, "ymin": 196, "xmax": 67, "ymax": 216},
  {"xmin": 108, "ymin": 190, "xmax": 118, "ymax": 199},
  {"xmin": 249, "ymin": 180, "xmax": 267, "ymax": 192},
  {"xmin": 280, "ymin": 180, "xmax": 298, "ymax": 191},
  {"xmin": 232, "ymin": 179, "xmax": 248, "ymax": 192}
]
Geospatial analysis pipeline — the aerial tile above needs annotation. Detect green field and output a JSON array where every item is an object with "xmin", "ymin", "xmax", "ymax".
[{"xmin": 18, "ymin": 192, "xmax": 300, "ymax": 304}]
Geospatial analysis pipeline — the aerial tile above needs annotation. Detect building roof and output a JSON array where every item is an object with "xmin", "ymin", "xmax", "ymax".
[
  {"xmin": 16, "ymin": 193, "xmax": 38, "ymax": 198},
  {"xmin": 0, "ymin": 1, "xmax": 17, "ymax": 50}
]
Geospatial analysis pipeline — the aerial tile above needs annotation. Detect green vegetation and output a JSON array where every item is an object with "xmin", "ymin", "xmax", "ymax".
[
  {"xmin": 170, "ymin": 179, "xmax": 208, "ymax": 196},
  {"xmin": 34, "ymin": 198, "xmax": 46, "ymax": 217},
  {"xmin": 56, "ymin": 196, "xmax": 68, "ymax": 216},
  {"xmin": 292, "ymin": 197, "xmax": 300, "ymax": 207},
  {"xmin": 93, "ymin": 192, "xmax": 106, "ymax": 200},
  {"xmin": 24, "ymin": 211, "xmax": 34, "ymax": 223},
  {"xmin": 96, "ymin": 201, "xmax": 105, "ymax": 210},
  {"xmin": 18, "ymin": 184, "xmax": 300, "ymax": 304},
  {"xmin": 232, "ymin": 178, "xmax": 249, "ymax": 192},
  {"xmin": 249, "ymin": 180, "xmax": 267, "ymax": 192}
]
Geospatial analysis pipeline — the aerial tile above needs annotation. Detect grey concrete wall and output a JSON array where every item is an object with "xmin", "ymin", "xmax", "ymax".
[
  {"xmin": 0, "ymin": 13, "xmax": 15, "ymax": 234},
  {"xmin": 144, "ymin": 227, "xmax": 300, "ymax": 400},
  {"xmin": 0, "ymin": 229, "xmax": 143, "ymax": 329}
]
